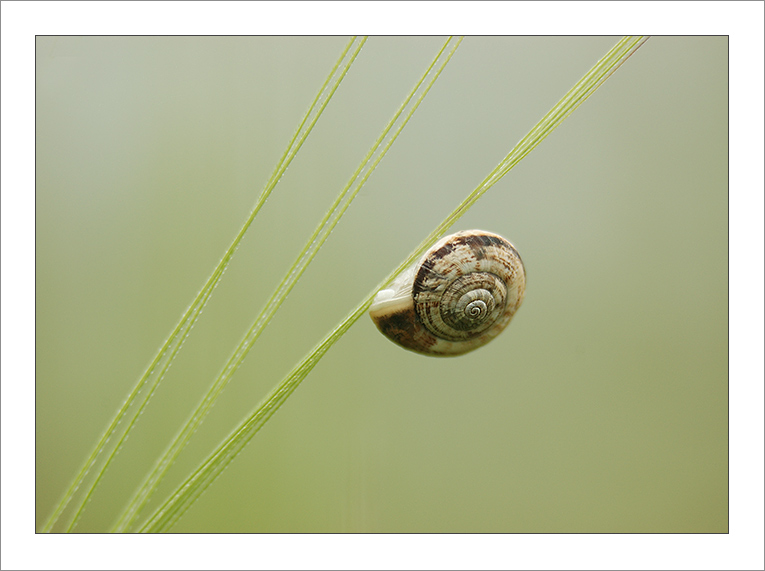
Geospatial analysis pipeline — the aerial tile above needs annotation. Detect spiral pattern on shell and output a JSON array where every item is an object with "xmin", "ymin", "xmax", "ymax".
[{"xmin": 369, "ymin": 230, "xmax": 526, "ymax": 356}]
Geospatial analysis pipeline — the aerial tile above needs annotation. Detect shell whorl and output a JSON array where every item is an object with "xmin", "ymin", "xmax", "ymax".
[{"xmin": 369, "ymin": 230, "xmax": 526, "ymax": 356}]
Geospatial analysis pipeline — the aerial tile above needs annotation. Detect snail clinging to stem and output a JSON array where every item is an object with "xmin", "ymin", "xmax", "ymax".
[{"xmin": 369, "ymin": 230, "xmax": 526, "ymax": 356}]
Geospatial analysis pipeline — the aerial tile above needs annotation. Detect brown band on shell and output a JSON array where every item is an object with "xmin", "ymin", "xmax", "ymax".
[{"xmin": 370, "ymin": 305, "xmax": 440, "ymax": 354}]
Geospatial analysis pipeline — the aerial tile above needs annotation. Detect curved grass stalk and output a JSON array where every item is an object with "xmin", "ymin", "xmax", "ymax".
[
  {"xmin": 113, "ymin": 36, "xmax": 462, "ymax": 532},
  {"xmin": 139, "ymin": 35, "xmax": 649, "ymax": 533},
  {"xmin": 42, "ymin": 35, "xmax": 367, "ymax": 533}
]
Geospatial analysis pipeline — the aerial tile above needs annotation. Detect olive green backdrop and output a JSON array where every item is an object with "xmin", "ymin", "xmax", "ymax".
[{"xmin": 36, "ymin": 36, "xmax": 727, "ymax": 533}]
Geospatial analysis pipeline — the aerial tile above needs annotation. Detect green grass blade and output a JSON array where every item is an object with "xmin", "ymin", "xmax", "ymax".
[
  {"xmin": 41, "ymin": 35, "xmax": 366, "ymax": 533},
  {"xmin": 117, "ymin": 36, "xmax": 462, "ymax": 533},
  {"xmin": 138, "ymin": 35, "xmax": 649, "ymax": 533}
]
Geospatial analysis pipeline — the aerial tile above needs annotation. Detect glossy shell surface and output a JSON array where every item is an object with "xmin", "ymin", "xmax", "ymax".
[{"xmin": 369, "ymin": 230, "xmax": 526, "ymax": 356}]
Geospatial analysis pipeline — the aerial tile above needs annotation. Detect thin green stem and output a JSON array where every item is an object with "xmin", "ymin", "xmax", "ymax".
[
  {"xmin": 42, "ymin": 36, "xmax": 366, "ymax": 533},
  {"xmin": 117, "ymin": 36, "xmax": 462, "ymax": 533},
  {"xmin": 139, "ymin": 36, "xmax": 649, "ymax": 533}
]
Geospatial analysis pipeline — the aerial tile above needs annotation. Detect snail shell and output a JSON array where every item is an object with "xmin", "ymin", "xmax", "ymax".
[{"xmin": 369, "ymin": 230, "xmax": 526, "ymax": 356}]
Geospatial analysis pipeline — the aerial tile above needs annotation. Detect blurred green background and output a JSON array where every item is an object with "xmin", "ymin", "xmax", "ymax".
[{"xmin": 36, "ymin": 36, "xmax": 727, "ymax": 533}]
